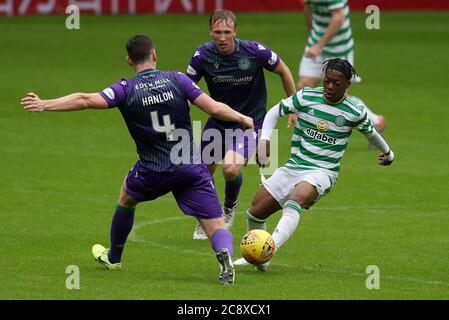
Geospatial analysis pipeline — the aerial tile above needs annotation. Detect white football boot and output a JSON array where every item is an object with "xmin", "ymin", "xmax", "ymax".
[
  {"xmin": 233, "ymin": 257, "xmax": 270, "ymax": 272},
  {"xmin": 193, "ymin": 222, "xmax": 208, "ymax": 240},
  {"xmin": 223, "ymin": 203, "xmax": 238, "ymax": 229}
]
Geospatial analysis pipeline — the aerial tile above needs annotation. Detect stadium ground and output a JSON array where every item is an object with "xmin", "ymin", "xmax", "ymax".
[{"xmin": 0, "ymin": 12, "xmax": 448, "ymax": 300}]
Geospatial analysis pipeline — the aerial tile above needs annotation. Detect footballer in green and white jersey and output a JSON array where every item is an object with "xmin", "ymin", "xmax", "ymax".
[
  {"xmin": 299, "ymin": 0, "xmax": 361, "ymax": 84},
  {"xmin": 232, "ymin": 59, "xmax": 394, "ymax": 270},
  {"xmin": 279, "ymin": 86, "xmax": 372, "ymax": 174},
  {"xmin": 305, "ymin": 0, "xmax": 353, "ymax": 58}
]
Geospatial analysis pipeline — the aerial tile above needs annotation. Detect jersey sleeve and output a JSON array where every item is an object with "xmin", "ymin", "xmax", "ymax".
[
  {"xmin": 279, "ymin": 90, "xmax": 303, "ymax": 117},
  {"xmin": 186, "ymin": 48, "xmax": 203, "ymax": 83},
  {"xmin": 251, "ymin": 41, "xmax": 281, "ymax": 72},
  {"xmin": 354, "ymin": 108, "xmax": 374, "ymax": 134},
  {"xmin": 175, "ymin": 72, "xmax": 204, "ymax": 103},
  {"xmin": 327, "ymin": 0, "xmax": 345, "ymax": 11},
  {"xmin": 99, "ymin": 79, "xmax": 130, "ymax": 108}
]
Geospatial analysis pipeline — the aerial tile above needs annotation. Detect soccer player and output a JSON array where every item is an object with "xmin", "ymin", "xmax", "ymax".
[
  {"xmin": 298, "ymin": 0, "xmax": 385, "ymax": 137},
  {"xmin": 20, "ymin": 35, "xmax": 255, "ymax": 285},
  {"xmin": 186, "ymin": 9, "xmax": 296, "ymax": 240},
  {"xmin": 234, "ymin": 58, "xmax": 395, "ymax": 270}
]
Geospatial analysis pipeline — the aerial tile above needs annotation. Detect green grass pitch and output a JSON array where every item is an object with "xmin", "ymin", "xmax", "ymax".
[{"xmin": 0, "ymin": 12, "xmax": 448, "ymax": 300}]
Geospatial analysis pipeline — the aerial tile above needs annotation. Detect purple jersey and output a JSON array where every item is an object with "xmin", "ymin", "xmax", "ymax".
[
  {"xmin": 100, "ymin": 69, "xmax": 203, "ymax": 172},
  {"xmin": 187, "ymin": 39, "xmax": 281, "ymax": 129}
]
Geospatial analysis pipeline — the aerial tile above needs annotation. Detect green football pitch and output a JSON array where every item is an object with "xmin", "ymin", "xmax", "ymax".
[{"xmin": 1, "ymin": 12, "xmax": 448, "ymax": 300}]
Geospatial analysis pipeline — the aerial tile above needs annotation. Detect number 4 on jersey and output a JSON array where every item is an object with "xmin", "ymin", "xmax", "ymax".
[{"xmin": 150, "ymin": 111, "xmax": 175, "ymax": 141}]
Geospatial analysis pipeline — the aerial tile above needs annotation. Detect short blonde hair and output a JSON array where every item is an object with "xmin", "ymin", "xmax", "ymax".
[{"xmin": 209, "ymin": 9, "xmax": 237, "ymax": 29}]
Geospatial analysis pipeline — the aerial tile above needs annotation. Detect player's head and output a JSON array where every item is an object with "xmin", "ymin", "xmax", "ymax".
[
  {"xmin": 126, "ymin": 35, "xmax": 157, "ymax": 67},
  {"xmin": 322, "ymin": 58, "xmax": 358, "ymax": 103},
  {"xmin": 209, "ymin": 9, "xmax": 237, "ymax": 55}
]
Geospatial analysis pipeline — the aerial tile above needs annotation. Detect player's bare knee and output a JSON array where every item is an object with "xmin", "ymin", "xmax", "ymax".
[{"xmin": 222, "ymin": 164, "xmax": 240, "ymax": 181}]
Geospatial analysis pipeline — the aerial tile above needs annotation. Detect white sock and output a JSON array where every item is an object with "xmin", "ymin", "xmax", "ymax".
[
  {"xmin": 272, "ymin": 200, "xmax": 301, "ymax": 250},
  {"xmin": 246, "ymin": 209, "xmax": 266, "ymax": 231}
]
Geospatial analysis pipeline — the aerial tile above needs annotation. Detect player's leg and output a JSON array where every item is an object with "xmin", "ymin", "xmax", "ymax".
[
  {"xmin": 220, "ymin": 126, "xmax": 261, "ymax": 229},
  {"xmin": 193, "ymin": 119, "xmax": 225, "ymax": 240},
  {"xmin": 92, "ymin": 177, "xmax": 139, "ymax": 270},
  {"xmin": 270, "ymin": 170, "xmax": 335, "ymax": 252},
  {"xmin": 233, "ymin": 185, "xmax": 281, "ymax": 270},
  {"xmin": 173, "ymin": 164, "xmax": 235, "ymax": 284},
  {"xmin": 221, "ymin": 150, "xmax": 245, "ymax": 228},
  {"xmin": 270, "ymin": 181, "xmax": 317, "ymax": 251}
]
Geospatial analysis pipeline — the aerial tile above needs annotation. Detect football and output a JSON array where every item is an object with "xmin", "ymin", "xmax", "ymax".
[{"xmin": 240, "ymin": 229, "xmax": 276, "ymax": 265}]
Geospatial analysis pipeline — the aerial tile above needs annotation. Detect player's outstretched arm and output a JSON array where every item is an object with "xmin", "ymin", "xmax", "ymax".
[
  {"xmin": 193, "ymin": 93, "xmax": 254, "ymax": 130},
  {"xmin": 363, "ymin": 129, "xmax": 395, "ymax": 166},
  {"xmin": 272, "ymin": 61, "xmax": 297, "ymax": 128},
  {"xmin": 21, "ymin": 92, "xmax": 108, "ymax": 112},
  {"xmin": 257, "ymin": 104, "xmax": 281, "ymax": 167}
]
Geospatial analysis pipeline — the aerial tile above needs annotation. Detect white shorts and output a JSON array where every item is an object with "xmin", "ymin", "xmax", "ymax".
[
  {"xmin": 298, "ymin": 50, "xmax": 362, "ymax": 83},
  {"xmin": 262, "ymin": 166, "xmax": 337, "ymax": 208}
]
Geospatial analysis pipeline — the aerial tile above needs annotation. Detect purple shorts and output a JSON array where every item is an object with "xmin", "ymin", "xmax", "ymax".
[
  {"xmin": 200, "ymin": 118, "xmax": 262, "ymax": 165},
  {"xmin": 125, "ymin": 162, "xmax": 222, "ymax": 219}
]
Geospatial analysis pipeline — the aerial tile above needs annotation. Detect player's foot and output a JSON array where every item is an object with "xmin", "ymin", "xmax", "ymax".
[
  {"xmin": 233, "ymin": 257, "xmax": 249, "ymax": 266},
  {"xmin": 223, "ymin": 203, "xmax": 237, "ymax": 229},
  {"xmin": 216, "ymin": 248, "xmax": 235, "ymax": 285},
  {"xmin": 193, "ymin": 222, "xmax": 208, "ymax": 240},
  {"xmin": 92, "ymin": 244, "xmax": 121, "ymax": 270},
  {"xmin": 370, "ymin": 115, "xmax": 386, "ymax": 150},
  {"xmin": 234, "ymin": 257, "xmax": 270, "ymax": 271}
]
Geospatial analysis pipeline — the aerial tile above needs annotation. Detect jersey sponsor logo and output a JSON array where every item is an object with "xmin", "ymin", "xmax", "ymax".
[
  {"xmin": 102, "ymin": 88, "xmax": 115, "ymax": 100},
  {"xmin": 306, "ymin": 128, "xmax": 337, "ymax": 144},
  {"xmin": 334, "ymin": 115, "xmax": 346, "ymax": 127},
  {"xmin": 135, "ymin": 78, "xmax": 171, "ymax": 90},
  {"xmin": 238, "ymin": 57, "xmax": 251, "ymax": 70},
  {"xmin": 268, "ymin": 52, "xmax": 278, "ymax": 65},
  {"xmin": 187, "ymin": 65, "xmax": 197, "ymax": 76},
  {"xmin": 212, "ymin": 75, "xmax": 253, "ymax": 84},
  {"xmin": 257, "ymin": 44, "xmax": 266, "ymax": 50},
  {"xmin": 316, "ymin": 120, "xmax": 329, "ymax": 132}
]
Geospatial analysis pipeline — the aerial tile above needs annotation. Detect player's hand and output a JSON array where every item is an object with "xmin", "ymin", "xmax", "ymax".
[
  {"xmin": 256, "ymin": 139, "xmax": 270, "ymax": 167},
  {"xmin": 305, "ymin": 44, "xmax": 323, "ymax": 59},
  {"xmin": 21, "ymin": 92, "xmax": 46, "ymax": 112},
  {"xmin": 287, "ymin": 113, "xmax": 298, "ymax": 128},
  {"xmin": 378, "ymin": 152, "xmax": 394, "ymax": 166},
  {"xmin": 240, "ymin": 116, "xmax": 254, "ymax": 130}
]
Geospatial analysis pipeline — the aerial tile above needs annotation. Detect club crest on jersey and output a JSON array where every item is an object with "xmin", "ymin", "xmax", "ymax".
[
  {"xmin": 214, "ymin": 62, "xmax": 219, "ymax": 69},
  {"xmin": 316, "ymin": 120, "xmax": 329, "ymax": 132},
  {"xmin": 335, "ymin": 115, "xmax": 346, "ymax": 127},
  {"xmin": 238, "ymin": 57, "xmax": 251, "ymax": 70}
]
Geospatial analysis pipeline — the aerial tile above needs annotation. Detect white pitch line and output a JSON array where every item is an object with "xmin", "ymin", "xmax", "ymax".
[{"xmin": 130, "ymin": 215, "xmax": 449, "ymax": 288}]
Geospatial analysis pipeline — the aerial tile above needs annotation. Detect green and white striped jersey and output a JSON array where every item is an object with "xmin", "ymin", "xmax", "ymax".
[
  {"xmin": 279, "ymin": 87, "xmax": 373, "ymax": 173},
  {"xmin": 304, "ymin": 0, "xmax": 354, "ymax": 57}
]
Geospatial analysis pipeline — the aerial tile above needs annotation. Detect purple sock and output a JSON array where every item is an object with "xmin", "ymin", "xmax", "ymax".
[
  {"xmin": 211, "ymin": 229, "xmax": 234, "ymax": 257},
  {"xmin": 224, "ymin": 173, "xmax": 242, "ymax": 208},
  {"xmin": 109, "ymin": 205, "xmax": 135, "ymax": 263}
]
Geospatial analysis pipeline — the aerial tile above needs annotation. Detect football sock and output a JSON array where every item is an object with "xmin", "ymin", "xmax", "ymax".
[
  {"xmin": 211, "ymin": 228, "xmax": 234, "ymax": 257},
  {"xmin": 224, "ymin": 173, "xmax": 242, "ymax": 208},
  {"xmin": 272, "ymin": 200, "xmax": 301, "ymax": 250},
  {"xmin": 109, "ymin": 204, "xmax": 135, "ymax": 263},
  {"xmin": 247, "ymin": 209, "xmax": 267, "ymax": 231}
]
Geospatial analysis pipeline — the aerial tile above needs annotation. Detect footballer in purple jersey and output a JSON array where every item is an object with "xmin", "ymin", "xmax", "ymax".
[
  {"xmin": 20, "ymin": 35, "xmax": 254, "ymax": 285},
  {"xmin": 186, "ymin": 9, "xmax": 296, "ymax": 240}
]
